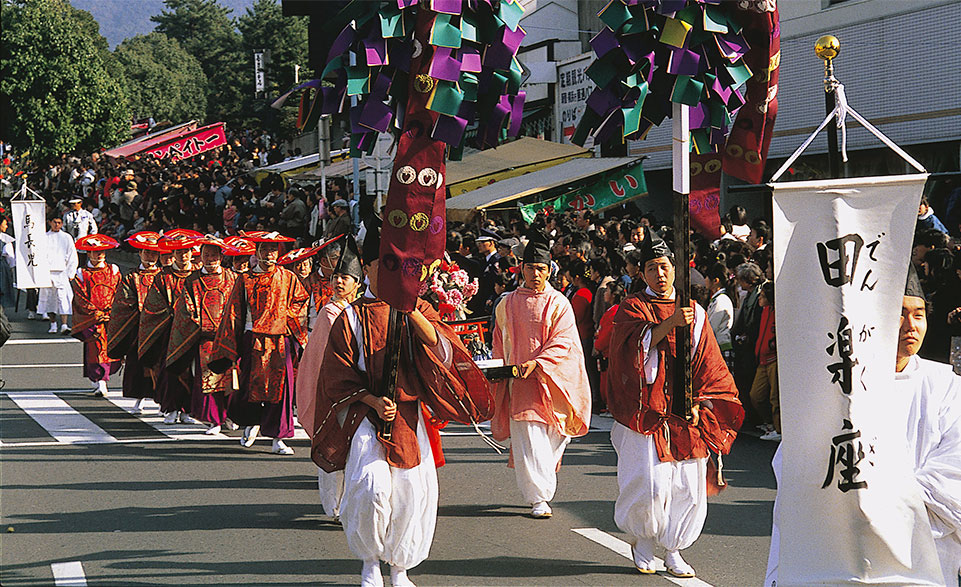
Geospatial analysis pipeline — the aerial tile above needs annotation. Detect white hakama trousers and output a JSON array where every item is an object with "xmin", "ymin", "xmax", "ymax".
[
  {"xmin": 38, "ymin": 271, "xmax": 72, "ymax": 315},
  {"xmin": 509, "ymin": 419, "xmax": 571, "ymax": 504},
  {"xmin": 318, "ymin": 468, "xmax": 344, "ymax": 518},
  {"xmin": 341, "ymin": 412, "xmax": 437, "ymax": 570},
  {"xmin": 611, "ymin": 421, "xmax": 708, "ymax": 552}
]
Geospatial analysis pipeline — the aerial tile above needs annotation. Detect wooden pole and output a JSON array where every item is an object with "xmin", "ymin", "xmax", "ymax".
[{"xmin": 671, "ymin": 102, "xmax": 694, "ymax": 421}]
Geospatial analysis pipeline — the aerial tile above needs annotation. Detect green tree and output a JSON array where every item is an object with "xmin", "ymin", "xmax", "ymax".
[
  {"xmin": 114, "ymin": 33, "xmax": 208, "ymax": 123},
  {"xmin": 151, "ymin": 0, "xmax": 245, "ymax": 123},
  {"xmin": 236, "ymin": 0, "xmax": 309, "ymax": 138},
  {"xmin": 0, "ymin": 0, "xmax": 131, "ymax": 161}
]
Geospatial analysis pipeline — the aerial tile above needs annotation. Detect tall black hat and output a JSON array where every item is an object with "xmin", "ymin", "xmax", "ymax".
[
  {"xmin": 522, "ymin": 231, "xmax": 551, "ymax": 265},
  {"xmin": 638, "ymin": 231, "xmax": 674, "ymax": 265},
  {"xmin": 361, "ymin": 216, "xmax": 381, "ymax": 265},
  {"xmin": 905, "ymin": 263, "xmax": 924, "ymax": 299},
  {"xmin": 335, "ymin": 236, "xmax": 364, "ymax": 282}
]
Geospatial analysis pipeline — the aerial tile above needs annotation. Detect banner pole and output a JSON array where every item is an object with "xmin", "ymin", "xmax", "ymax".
[
  {"xmin": 816, "ymin": 35, "xmax": 843, "ymax": 179},
  {"xmin": 671, "ymin": 102, "xmax": 694, "ymax": 421}
]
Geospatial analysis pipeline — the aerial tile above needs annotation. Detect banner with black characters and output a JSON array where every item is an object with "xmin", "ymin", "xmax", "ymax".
[{"xmin": 769, "ymin": 174, "xmax": 943, "ymax": 586}]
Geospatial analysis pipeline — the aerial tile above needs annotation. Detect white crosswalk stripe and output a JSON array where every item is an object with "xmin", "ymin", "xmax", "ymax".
[{"xmin": 7, "ymin": 392, "xmax": 117, "ymax": 444}]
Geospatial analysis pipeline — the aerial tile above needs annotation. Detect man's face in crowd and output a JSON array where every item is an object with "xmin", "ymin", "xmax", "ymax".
[
  {"xmin": 232, "ymin": 256, "xmax": 250, "ymax": 272},
  {"xmin": 49, "ymin": 218, "xmax": 62, "ymax": 232},
  {"xmin": 477, "ymin": 240, "xmax": 495, "ymax": 256},
  {"xmin": 643, "ymin": 256, "xmax": 675, "ymax": 296},
  {"xmin": 332, "ymin": 273, "xmax": 359, "ymax": 300},
  {"xmin": 911, "ymin": 244, "xmax": 931, "ymax": 267},
  {"xmin": 257, "ymin": 243, "xmax": 279, "ymax": 266},
  {"xmin": 174, "ymin": 248, "xmax": 193, "ymax": 269},
  {"xmin": 200, "ymin": 245, "xmax": 222, "ymax": 272},
  {"xmin": 140, "ymin": 249, "xmax": 160, "ymax": 267},
  {"xmin": 630, "ymin": 226, "xmax": 645, "ymax": 245},
  {"xmin": 294, "ymin": 258, "xmax": 312, "ymax": 278},
  {"xmin": 552, "ymin": 238, "xmax": 568, "ymax": 257},
  {"xmin": 160, "ymin": 252, "xmax": 175, "ymax": 266},
  {"xmin": 522, "ymin": 262, "xmax": 550, "ymax": 292},
  {"xmin": 576, "ymin": 213, "xmax": 589, "ymax": 230},
  {"xmin": 71, "ymin": 201, "xmax": 82, "ymax": 211},
  {"xmin": 748, "ymin": 229, "xmax": 763, "ymax": 248},
  {"xmin": 88, "ymin": 250, "xmax": 106, "ymax": 266},
  {"xmin": 898, "ymin": 295, "xmax": 927, "ymax": 365}
]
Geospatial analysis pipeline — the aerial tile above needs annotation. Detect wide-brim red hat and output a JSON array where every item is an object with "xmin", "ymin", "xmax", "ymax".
[
  {"xmin": 195, "ymin": 235, "xmax": 235, "ymax": 251},
  {"xmin": 76, "ymin": 234, "xmax": 119, "ymax": 251},
  {"xmin": 165, "ymin": 228, "xmax": 203, "ymax": 240},
  {"xmin": 278, "ymin": 246, "xmax": 320, "ymax": 266},
  {"xmin": 223, "ymin": 236, "xmax": 256, "ymax": 256},
  {"xmin": 126, "ymin": 231, "xmax": 164, "ymax": 252},
  {"xmin": 246, "ymin": 230, "xmax": 296, "ymax": 243},
  {"xmin": 159, "ymin": 234, "xmax": 199, "ymax": 251}
]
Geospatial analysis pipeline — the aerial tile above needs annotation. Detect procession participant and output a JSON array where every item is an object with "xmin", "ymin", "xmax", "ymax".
[
  {"xmin": 38, "ymin": 216, "xmax": 78, "ymax": 334},
  {"xmin": 139, "ymin": 229, "xmax": 203, "ymax": 425},
  {"xmin": 295, "ymin": 235, "xmax": 363, "ymax": 521},
  {"xmin": 62, "ymin": 197, "xmax": 97, "ymax": 240},
  {"xmin": 607, "ymin": 232, "xmax": 743, "ymax": 578},
  {"xmin": 281, "ymin": 235, "xmax": 345, "ymax": 331},
  {"xmin": 159, "ymin": 247, "xmax": 175, "ymax": 267},
  {"xmin": 166, "ymin": 236, "xmax": 239, "ymax": 435},
  {"xmin": 224, "ymin": 236, "xmax": 255, "ymax": 274},
  {"xmin": 766, "ymin": 266, "xmax": 961, "ymax": 586},
  {"xmin": 71, "ymin": 234, "xmax": 122, "ymax": 397},
  {"xmin": 310, "ymin": 224, "xmax": 493, "ymax": 587},
  {"xmin": 106, "ymin": 231, "xmax": 164, "ymax": 413},
  {"xmin": 490, "ymin": 234, "xmax": 592, "ymax": 519},
  {"xmin": 209, "ymin": 231, "xmax": 309, "ymax": 455}
]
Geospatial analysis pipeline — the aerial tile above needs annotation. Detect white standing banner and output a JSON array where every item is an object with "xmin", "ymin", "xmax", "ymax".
[
  {"xmin": 11, "ymin": 198, "xmax": 51, "ymax": 289},
  {"xmin": 771, "ymin": 174, "xmax": 944, "ymax": 585}
]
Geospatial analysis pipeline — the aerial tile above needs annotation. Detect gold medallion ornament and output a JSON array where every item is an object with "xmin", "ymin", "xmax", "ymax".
[
  {"xmin": 427, "ymin": 259, "xmax": 441, "ymax": 276},
  {"xmin": 388, "ymin": 209, "xmax": 409, "ymax": 228},
  {"xmin": 414, "ymin": 74, "xmax": 435, "ymax": 94},
  {"xmin": 409, "ymin": 212, "xmax": 430, "ymax": 232}
]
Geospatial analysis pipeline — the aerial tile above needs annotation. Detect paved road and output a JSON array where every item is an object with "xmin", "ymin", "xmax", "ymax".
[{"xmin": 1, "ymin": 304, "xmax": 778, "ymax": 586}]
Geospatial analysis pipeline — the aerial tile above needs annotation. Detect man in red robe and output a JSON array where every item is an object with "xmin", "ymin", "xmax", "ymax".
[
  {"xmin": 210, "ymin": 231, "xmax": 309, "ymax": 455},
  {"xmin": 310, "ymin": 224, "xmax": 494, "ymax": 587},
  {"xmin": 107, "ymin": 231, "xmax": 164, "ymax": 413},
  {"xmin": 224, "ymin": 236, "xmax": 255, "ymax": 274},
  {"xmin": 167, "ymin": 236, "xmax": 239, "ymax": 435},
  {"xmin": 607, "ymin": 232, "xmax": 743, "ymax": 578},
  {"xmin": 139, "ymin": 229, "xmax": 203, "ymax": 425},
  {"xmin": 71, "ymin": 234, "xmax": 122, "ymax": 397}
]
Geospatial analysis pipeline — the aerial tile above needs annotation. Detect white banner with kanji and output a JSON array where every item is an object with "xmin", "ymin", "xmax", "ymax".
[
  {"xmin": 11, "ymin": 199, "xmax": 51, "ymax": 289},
  {"xmin": 770, "ymin": 174, "xmax": 944, "ymax": 585}
]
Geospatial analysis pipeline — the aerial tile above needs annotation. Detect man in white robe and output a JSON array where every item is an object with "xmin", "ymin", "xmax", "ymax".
[
  {"xmin": 38, "ymin": 217, "xmax": 78, "ymax": 333},
  {"xmin": 766, "ymin": 268, "xmax": 961, "ymax": 586}
]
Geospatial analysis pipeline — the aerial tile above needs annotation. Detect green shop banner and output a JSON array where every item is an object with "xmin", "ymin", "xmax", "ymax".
[{"xmin": 519, "ymin": 160, "xmax": 647, "ymax": 223}]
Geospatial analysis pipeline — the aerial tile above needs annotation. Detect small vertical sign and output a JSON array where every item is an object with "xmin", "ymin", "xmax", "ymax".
[{"xmin": 254, "ymin": 51, "xmax": 266, "ymax": 94}]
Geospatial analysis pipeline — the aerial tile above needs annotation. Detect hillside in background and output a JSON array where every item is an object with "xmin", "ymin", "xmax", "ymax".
[{"xmin": 70, "ymin": 0, "xmax": 256, "ymax": 48}]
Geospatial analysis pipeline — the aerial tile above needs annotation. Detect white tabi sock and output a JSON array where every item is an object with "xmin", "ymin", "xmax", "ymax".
[
  {"xmin": 360, "ymin": 559, "xmax": 384, "ymax": 587},
  {"xmin": 664, "ymin": 550, "xmax": 696, "ymax": 577},
  {"xmin": 631, "ymin": 537, "xmax": 657, "ymax": 574},
  {"xmin": 390, "ymin": 565, "xmax": 416, "ymax": 587}
]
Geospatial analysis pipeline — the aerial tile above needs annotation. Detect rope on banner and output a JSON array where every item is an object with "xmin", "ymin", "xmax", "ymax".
[{"xmin": 770, "ymin": 82, "xmax": 926, "ymax": 183}]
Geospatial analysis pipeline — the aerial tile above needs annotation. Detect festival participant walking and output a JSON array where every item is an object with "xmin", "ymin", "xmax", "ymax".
[
  {"xmin": 490, "ymin": 235, "xmax": 592, "ymax": 519},
  {"xmin": 223, "ymin": 236, "xmax": 255, "ymax": 274},
  {"xmin": 106, "ymin": 231, "xmax": 164, "ymax": 413},
  {"xmin": 310, "ymin": 225, "xmax": 493, "ymax": 587},
  {"xmin": 71, "ymin": 234, "xmax": 122, "ymax": 397},
  {"xmin": 210, "ymin": 231, "xmax": 309, "ymax": 455},
  {"xmin": 296, "ymin": 236, "xmax": 363, "ymax": 521},
  {"xmin": 607, "ymin": 233, "xmax": 743, "ymax": 578},
  {"xmin": 166, "ymin": 237, "xmax": 239, "ymax": 435},
  {"xmin": 140, "ymin": 229, "xmax": 203, "ymax": 425},
  {"xmin": 39, "ymin": 216, "xmax": 78, "ymax": 334},
  {"xmin": 766, "ymin": 267, "xmax": 961, "ymax": 586}
]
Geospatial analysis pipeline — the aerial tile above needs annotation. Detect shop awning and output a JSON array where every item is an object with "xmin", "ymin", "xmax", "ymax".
[
  {"xmin": 287, "ymin": 157, "xmax": 369, "ymax": 181},
  {"xmin": 260, "ymin": 148, "xmax": 349, "ymax": 175},
  {"xmin": 445, "ymin": 137, "xmax": 591, "ymax": 196},
  {"xmin": 445, "ymin": 156, "xmax": 641, "ymax": 222},
  {"xmin": 102, "ymin": 120, "xmax": 199, "ymax": 159}
]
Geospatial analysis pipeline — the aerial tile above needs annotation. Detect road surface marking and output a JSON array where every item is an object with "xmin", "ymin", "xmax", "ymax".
[
  {"xmin": 51, "ymin": 561, "xmax": 87, "ymax": 586},
  {"xmin": 8, "ymin": 392, "xmax": 117, "ymax": 444},
  {"xmin": 6, "ymin": 338, "xmax": 81, "ymax": 345},
  {"xmin": 572, "ymin": 528, "xmax": 714, "ymax": 587},
  {"xmin": 2, "ymin": 363, "xmax": 84, "ymax": 369}
]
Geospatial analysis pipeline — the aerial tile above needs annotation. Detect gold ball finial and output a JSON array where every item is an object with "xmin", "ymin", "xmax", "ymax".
[{"xmin": 815, "ymin": 35, "xmax": 840, "ymax": 61}]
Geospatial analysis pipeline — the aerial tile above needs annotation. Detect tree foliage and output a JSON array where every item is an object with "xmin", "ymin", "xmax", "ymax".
[
  {"xmin": 236, "ymin": 0, "xmax": 309, "ymax": 138},
  {"xmin": 151, "ymin": 0, "xmax": 244, "ymax": 123},
  {"xmin": 114, "ymin": 32, "xmax": 208, "ymax": 123},
  {"xmin": 0, "ymin": 0, "xmax": 131, "ymax": 161}
]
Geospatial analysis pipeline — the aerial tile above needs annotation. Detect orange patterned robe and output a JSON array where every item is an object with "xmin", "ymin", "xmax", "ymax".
[{"xmin": 71, "ymin": 264, "xmax": 122, "ymax": 381}]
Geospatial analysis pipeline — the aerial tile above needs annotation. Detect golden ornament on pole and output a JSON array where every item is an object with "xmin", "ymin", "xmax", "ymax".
[{"xmin": 814, "ymin": 35, "xmax": 840, "ymax": 61}]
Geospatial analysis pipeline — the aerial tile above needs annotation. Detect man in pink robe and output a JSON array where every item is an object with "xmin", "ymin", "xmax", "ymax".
[
  {"xmin": 295, "ymin": 236, "xmax": 363, "ymax": 520},
  {"xmin": 491, "ymin": 236, "xmax": 592, "ymax": 518}
]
